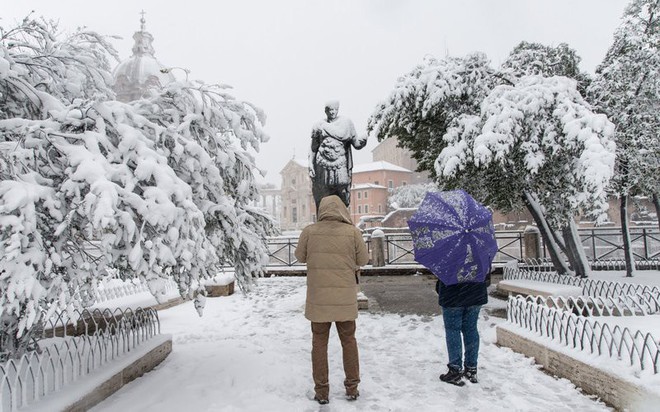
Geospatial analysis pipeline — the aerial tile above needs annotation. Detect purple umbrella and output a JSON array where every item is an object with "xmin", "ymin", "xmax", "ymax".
[{"xmin": 407, "ymin": 190, "xmax": 497, "ymax": 285}]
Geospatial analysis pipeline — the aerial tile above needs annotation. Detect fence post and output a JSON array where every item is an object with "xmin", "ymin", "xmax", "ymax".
[
  {"xmin": 523, "ymin": 226, "xmax": 541, "ymax": 262},
  {"xmin": 371, "ymin": 229, "xmax": 386, "ymax": 267}
]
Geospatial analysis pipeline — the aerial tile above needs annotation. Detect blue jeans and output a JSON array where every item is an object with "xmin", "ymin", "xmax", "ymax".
[{"xmin": 442, "ymin": 305, "xmax": 481, "ymax": 370}]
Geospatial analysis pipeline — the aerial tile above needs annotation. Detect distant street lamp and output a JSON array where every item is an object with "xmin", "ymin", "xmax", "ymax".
[{"xmin": 160, "ymin": 67, "xmax": 190, "ymax": 82}]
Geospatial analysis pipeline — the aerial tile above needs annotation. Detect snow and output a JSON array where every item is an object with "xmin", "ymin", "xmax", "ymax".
[
  {"xmin": 91, "ymin": 277, "xmax": 610, "ymax": 412},
  {"xmin": 352, "ymin": 183, "xmax": 387, "ymax": 190},
  {"xmin": 589, "ymin": 270, "xmax": 660, "ymax": 288},
  {"xmin": 352, "ymin": 161, "xmax": 412, "ymax": 174},
  {"xmin": 499, "ymin": 321, "xmax": 660, "ymax": 401},
  {"xmin": 498, "ymin": 279, "xmax": 583, "ymax": 297},
  {"xmin": 21, "ymin": 334, "xmax": 172, "ymax": 412},
  {"xmin": 593, "ymin": 315, "xmax": 660, "ymax": 343}
]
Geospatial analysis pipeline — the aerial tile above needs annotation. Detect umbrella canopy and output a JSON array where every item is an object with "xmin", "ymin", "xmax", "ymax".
[{"xmin": 408, "ymin": 190, "xmax": 498, "ymax": 285}]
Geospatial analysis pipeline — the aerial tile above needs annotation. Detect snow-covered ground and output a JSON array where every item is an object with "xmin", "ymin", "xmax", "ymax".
[
  {"xmin": 91, "ymin": 277, "xmax": 611, "ymax": 412},
  {"xmin": 588, "ymin": 270, "xmax": 660, "ymax": 288}
]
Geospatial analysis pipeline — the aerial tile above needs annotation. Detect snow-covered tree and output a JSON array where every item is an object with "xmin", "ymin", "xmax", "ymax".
[
  {"xmin": 368, "ymin": 53, "xmax": 499, "ymax": 179},
  {"xmin": 0, "ymin": 17, "xmax": 274, "ymax": 358},
  {"xmin": 368, "ymin": 52, "xmax": 551, "ymax": 266},
  {"xmin": 501, "ymin": 41, "xmax": 592, "ymax": 94},
  {"xmin": 0, "ymin": 16, "xmax": 118, "ymax": 112},
  {"xmin": 500, "ymin": 41, "xmax": 602, "ymax": 276},
  {"xmin": 588, "ymin": 0, "xmax": 660, "ymax": 276},
  {"xmin": 388, "ymin": 183, "xmax": 438, "ymax": 209},
  {"xmin": 437, "ymin": 76, "xmax": 616, "ymax": 276},
  {"xmin": 368, "ymin": 48, "xmax": 611, "ymax": 276}
]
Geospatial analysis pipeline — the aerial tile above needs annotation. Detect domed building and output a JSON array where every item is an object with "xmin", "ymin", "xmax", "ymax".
[{"xmin": 113, "ymin": 12, "xmax": 174, "ymax": 102}]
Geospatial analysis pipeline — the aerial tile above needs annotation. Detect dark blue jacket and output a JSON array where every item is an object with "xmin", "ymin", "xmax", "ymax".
[{"xmin": 435, "ymin": 273, "xmax": 490, "ymax": 308}]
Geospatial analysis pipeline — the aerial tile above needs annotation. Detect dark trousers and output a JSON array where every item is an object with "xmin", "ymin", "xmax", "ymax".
[{"xmin": 311, "ymin": 321, "xmax": 360, "ymax": 398}]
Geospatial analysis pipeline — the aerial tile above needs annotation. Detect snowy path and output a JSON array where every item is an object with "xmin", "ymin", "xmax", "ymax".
[{"xmin": 92, "ymin": 277, "xmax": 610, "ymax": 412}]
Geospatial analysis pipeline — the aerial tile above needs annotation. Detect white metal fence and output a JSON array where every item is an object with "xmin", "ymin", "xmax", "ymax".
[
  {"xmin": 0, "ymin": 308, "xmax": 160, "ymax": 412},
  {"xmin": 93, "ymin": 278, "xmax": 178, "ymax": 305},
  {"xmin": 504, "ymin": 267, "xmax": 660, "ymax": 375},
  {"xmin": 506, "ymin": 296, "xmax": 659, "ymax": 374},
  {"xmin": 503, "ymin": 266, "xmax": 660, "ymax": 299}
]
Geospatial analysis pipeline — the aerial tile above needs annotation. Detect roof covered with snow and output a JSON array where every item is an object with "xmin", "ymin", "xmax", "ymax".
[
  {"xmin": 352, "ymin": 161, "xmax": 412, "ymax": 174},
  {"xmin": 352, "ymin": 183, "xmax": 387, "ymax": 190}
]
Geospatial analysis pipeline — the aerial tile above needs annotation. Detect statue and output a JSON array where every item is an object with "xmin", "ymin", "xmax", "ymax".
[{"xmin": 309, "ymin": 101, "xmax": 367, "ymax": 211}]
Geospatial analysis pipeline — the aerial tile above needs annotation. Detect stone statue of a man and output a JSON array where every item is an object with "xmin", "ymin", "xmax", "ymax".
[{"xmin": 309, "ymin": 101, "xmax": 367, "ymax": 211}]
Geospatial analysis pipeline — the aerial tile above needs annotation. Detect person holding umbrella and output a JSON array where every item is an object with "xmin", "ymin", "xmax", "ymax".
[
  {"xmin": 407, "ymin": 190, "xmax": 498, "ymax": 386},
  {"xmin": 435, "ymin": 265, "xmax": 490, "ymax": 385},
  {"xmin": 295, "ymin": 195, "xmax": 369, "ymax": 404}
]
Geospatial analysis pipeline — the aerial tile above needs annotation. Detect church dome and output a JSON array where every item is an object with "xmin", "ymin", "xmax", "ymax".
[{"xmin": 113, "ymin": 13, "xmax": 174, "ymax": 102}]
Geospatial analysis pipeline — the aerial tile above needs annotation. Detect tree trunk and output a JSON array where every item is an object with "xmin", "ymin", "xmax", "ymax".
[
  {"xmin": 620, "ymin": 194, "xmax": 636, "ymax": 277},
  {"xmin": 653, "ymin": 193, "xmax": 660, "ymax": 232},
  {"xmin": 561, "ymin": 225, "xmax": 578, "ymax": 271},
  {"xmin": 522, "ymin": 192, "xmax": 571, "ymax": 275},
  {"xmin": 562, "ymin": 219, "xmax": 591, "ymax": 278},
  {"xmin": 550, "ymin": 225, "xmax": 568, "ymax": 256}
]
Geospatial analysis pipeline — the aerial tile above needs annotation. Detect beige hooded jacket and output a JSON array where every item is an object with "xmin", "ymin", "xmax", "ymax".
[{"xmin": 295, "ymin": 195, "xmax": 369, "ymax": 322}]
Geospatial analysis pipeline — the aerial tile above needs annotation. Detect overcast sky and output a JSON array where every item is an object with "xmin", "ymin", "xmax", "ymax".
[{"xmin": 4, "ymin": 0, "xmax": 630, "ymax": 186}]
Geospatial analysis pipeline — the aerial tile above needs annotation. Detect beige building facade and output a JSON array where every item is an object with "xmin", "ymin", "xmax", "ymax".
[{"xmin": 279, "ymin": 158, "xmax": 315, "ymax": 231}]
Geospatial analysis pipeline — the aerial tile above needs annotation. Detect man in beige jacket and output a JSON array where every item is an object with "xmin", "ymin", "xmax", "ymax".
[{"xmin": 295, "ymin": 195, "xmax": 369, "ymax": 405}]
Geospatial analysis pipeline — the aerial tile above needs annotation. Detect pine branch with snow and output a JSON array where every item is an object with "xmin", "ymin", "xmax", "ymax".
[
  {"xmin": 501, "ymin": 41, "xmax": 592, "ymax": 94},
  {"xmin": 367, "ymin": 53, "xmax": 499, "ymax": 179},
  {"xmin": 588, "ymin": 0, "xmax": 659, "ymax": 199},
  {"xmin": 437, "ymin": 75, "xmax": 616, "ymax": 227},
  {"xmin": 587, "ymin": 0, "xmax": 660, "ymax": 275},
  {"xmin": 0, "ymin": 17, "xmax": 275, "ymax": 358}
]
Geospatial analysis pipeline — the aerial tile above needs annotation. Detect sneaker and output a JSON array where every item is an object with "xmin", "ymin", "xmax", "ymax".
[
  {"xmin": 440, "ymin": 366, "xmax": 465, "ymax": 386},
  {"xmin": 313, "ymin": 396, "xmax": 329, "ymax": 405},
  {"xmin": 464, "ymin": 367, "xmax": 478, "ymax": 384}
]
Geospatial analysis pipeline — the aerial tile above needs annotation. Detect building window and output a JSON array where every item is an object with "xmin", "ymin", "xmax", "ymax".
[
  {"xmin": 357, "ymin": 192, "xmax": 362, "ymax": 199},
  {"xmin": 388, "ymin": 180, "xmax": 394, "ymax": 189},
  {"xmin": 364, "ymin": 191, "xmax": 368, "ymax": 199},
  {"xmin": 374, "ymin": 180, "xmax": 379, "ymax": 185},
  {"xmin": 292, "ymin": 207, "xmax": 298, "ymax": 223},
  {"xmin": 378, "ymin": 204, "xmax": 382, "ymax": 213},
  {"xmin": 402, "ymin": 181, "xmax": 407, "ymax": 186},
  {"xmin": 358, "ymin": 205, "xmax": 362, "ymax": 214},
  {"xmin": 292, "ymin": 178, "xmax": 296, "ymax": 185},
  {"xmin": 364, "ymin": 205, "xmax": 369, "ymax": 213}
]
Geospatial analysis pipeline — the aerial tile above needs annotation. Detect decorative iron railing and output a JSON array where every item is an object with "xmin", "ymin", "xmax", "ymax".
[
  {"xmin": 503, "ymin": 266, "xmax": 660, "ymax": 299},
  {"xmin": 579, "ymin": 227, "xmax": 660, "ymax": 261},
  {"xmin": 383, "ymin": 233, "xmax": 416, "ymax": 265},
  {"xmin": 264, "ymin": 226, "xmax": 660, "ymax": 269},
  {"xmin": 94, "ymin": 278, "xmax": 178, "ymax": 305},
  {"xmin": 506, "ymin": 296, "xmax": 659, "ymax": 374},
  {"xmin": 522, "ymin": 294, "xmax": 660, "ymax": 317},
  {"xmin": 0, "ymin": 308, "xmax": 160, "ymax": 412}
]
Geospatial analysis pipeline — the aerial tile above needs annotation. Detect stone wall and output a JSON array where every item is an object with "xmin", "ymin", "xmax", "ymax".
[{"xmin": 497, "ymin": 326, "xmax": 660, "ymax": 412}]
